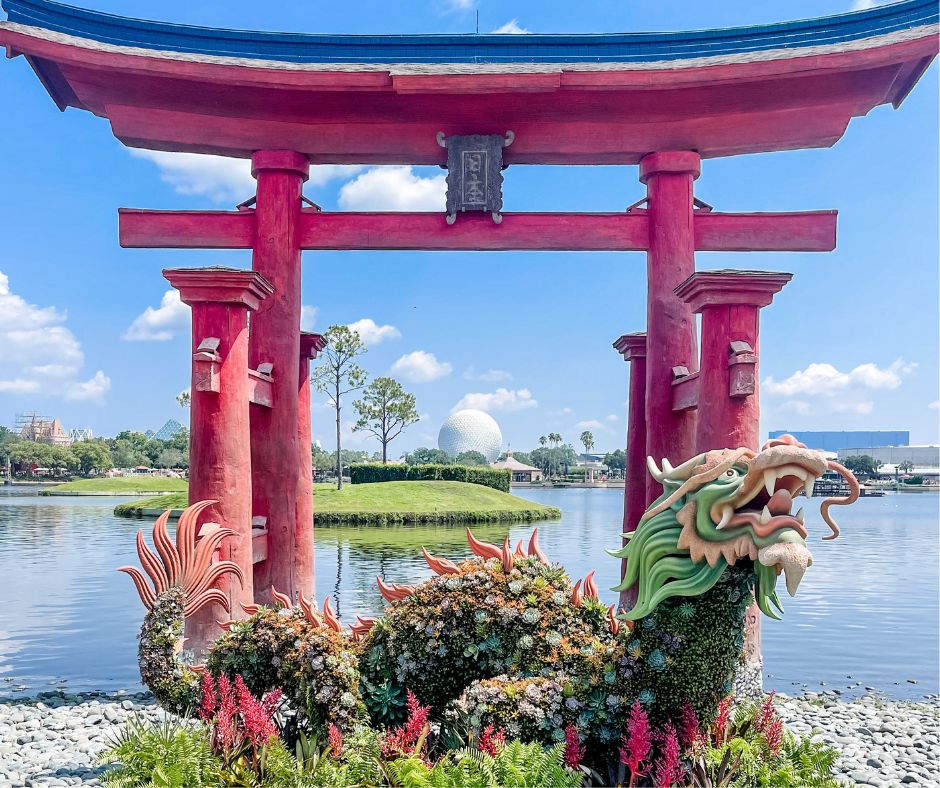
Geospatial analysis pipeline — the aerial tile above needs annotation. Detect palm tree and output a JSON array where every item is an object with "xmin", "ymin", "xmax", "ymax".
[
  {"xmin": 548, "ymin": 432, "xmax": 561, "ymax": 447},
  {"xmin": 538, "ymin": 435, "xmax": 547, "ymax": 448},
  {"xmin": 580, "ymin": 430, "xmax": 594, "ymax": 454}
]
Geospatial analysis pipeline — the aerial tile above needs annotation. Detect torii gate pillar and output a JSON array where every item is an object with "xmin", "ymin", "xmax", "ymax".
[
  {"xmin": 249, "ymin": 151, "xmax": 310, "ymax": 605},
  {"xmin": 640, "ymin": 152, "xmax": 700, "ymax": 505},
  {"xmin": 164, "ymin": 266, "xmax": 274, "ymax": 657}
]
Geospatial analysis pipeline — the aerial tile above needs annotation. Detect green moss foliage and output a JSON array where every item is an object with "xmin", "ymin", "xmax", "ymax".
[{"xmin": 350, "ymin": 463, "xmax": 511, "ymax": 493}]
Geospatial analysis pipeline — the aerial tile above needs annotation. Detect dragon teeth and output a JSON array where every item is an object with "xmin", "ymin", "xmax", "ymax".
[
  {"xmin": 764, "ymin": 470, "xmax": 776, "ymax": 498},
  {"xmin": 796, "ymin": 507, "xmax": 805, "ymax": 524},
  {"xmin": 761, "ymin": 506, "xmax": 772, "ymax": 525},
  {"xmin": 805, "ymin": 477, "xmax": 815, "ymax": 498},
  {"xmin": 716, "ymin": 505, "xmax": 733, "ymax": 530}
]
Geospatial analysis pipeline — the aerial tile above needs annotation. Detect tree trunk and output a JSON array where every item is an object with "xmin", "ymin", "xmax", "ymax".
[
  {"xmin": 382, "ymin": 440, "xmax": 387, "ymax": 465},
  {"xmin": 335, "ymin": 379, "xmax": 343, "ymax": 491}
]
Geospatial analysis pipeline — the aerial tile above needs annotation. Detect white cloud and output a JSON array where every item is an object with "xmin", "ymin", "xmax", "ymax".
[
  {"xmin": 446, "ymin": 0, "xmax": 476, "ymax": 9},
  {"xmin": 778, "ymin": 400, "xmax": 811, "ymax": 415},
  {"xmin": 347, "ymin": 318, "xmax": 401, "ymax": 345},
  {"xmin": 850, "ymin": 0, "xmax": 880, "ymax": 10},
  {"xmin": 64, "ymin": 371, "xmax": 111, "ymax": 403},
  {"xmin": 391, "ymin": 351, "xmax": 453, "ymax": 383},
  {"xmin": 606, "ymin": 414, "xmax": 618, "ymax": 422},
  {"xmin": 130, "ymin": 150, "xmax": 361, "ymax": 204},
  {"xmin": 0, "ymin": 379, "xmax": 40, "ymax": 393},
  {"xmin": 0, "ymin": 269, "xmax": 107, "ymax": 402},
  {"xmin": 301, "ymin": 305, "xmax": 318, "ymax": 332},
  {"xmin": 763, "ymin": 358, "xmax": 916, "ymax": 397},
  {"xmin": 463, "ymin": 366, "xmax": 513, "ymax": 382},
  {"xmin": 338, "ymin": 166, "xmax": 446, "ymax": 212},
  {"xmin": 576, "ymin": 419, "xmax": 604, "ymax": 430},
  {"xmin": 831, "ymin": 400, "xmax": 874, "ymax": 415},
  {"xmin": 453, "ymin": 388, "xmax": 537, "ymax": 413},
  {"xmin": 492, "ymin": 19, "xmax": 529, "ymax": 34},
  {"xmin": 930, "ymin": 401, "xmax": 940, "ymax": 411},
  {"xmin": 124, "ymin": 289, "xmax": 191, "ymax": 342}
]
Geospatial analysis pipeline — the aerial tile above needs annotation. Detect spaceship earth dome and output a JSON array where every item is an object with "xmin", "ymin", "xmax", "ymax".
[{"xmin": 438, "ymin": 409, "xmax": 503, "ymax": 462}]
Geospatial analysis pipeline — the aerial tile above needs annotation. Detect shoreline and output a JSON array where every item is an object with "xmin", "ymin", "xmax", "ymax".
[{"xmin": 0, "ymin": 689, "xmax": 936, "ymax": 787}]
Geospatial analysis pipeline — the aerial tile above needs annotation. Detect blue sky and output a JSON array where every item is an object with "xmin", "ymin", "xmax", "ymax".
[{"xmin": 0, "ymin": 0, "xmax": 936, "ymax": 457}]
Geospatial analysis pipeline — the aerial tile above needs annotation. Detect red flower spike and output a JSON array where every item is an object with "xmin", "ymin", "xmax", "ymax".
[
  {"xmin": 198, "ymin": 672, "xmax": 216, "ymax": 722},
  {"xmin": 620, "ymin": 701, "xmax": 652, "ymax": 778},
  {"xmin": 583, "ymin": 570, "xmax": 598, "ymax": 600},
  {"xmin": 563, "ymin": 724, "xmax": 586, "ymax": 770},
  {"xmin": 570, "ymin": 579, "xmax": 583, "ymax": 607},
  {"xmin": 713, "ymin": 696, "xmax": 732, "ymax": 746},
  {"xmin": 327, "ymin": 723, "xmax": 343, "ymax": 759},
  {"xmin": 501, "ymin": 538, "xmax": 515, "ymax": 573},
  {"xmin": 466, "ymin": 528, "xmax": 502, "ymax": 560},
  {"xmin": 680, "ymin": 700, "xmax": 701, "ymax": 750},
  {"xmin": 527, "ymin": 528, "xmax": 549, "ymax": 564},
  {"xmin": 478, "ymin": 724, "xmax": 506, "ymax": 757},
  {"xmin": 654, "ymin": 722, "xmax": 683, "ymax": 788}
]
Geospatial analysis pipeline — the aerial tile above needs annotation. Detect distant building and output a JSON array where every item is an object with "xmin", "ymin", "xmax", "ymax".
[
  {"xmin": 16, "ymin": 412, "xmax": 71, "ymax": 446},
  {"xmin": 768, "ymin": 430, "xmax": 909, "ymax": 452},
  {"xmin": 491, "ymin": 451, "xmax": 542, "ymax": 483},
  {"xmin": 68, "ymin": 428, "xmax": 94, "ymax": 443},
  {"xmin": 152, "ymin": 419, "xmax": 184, "ymax": 441}
]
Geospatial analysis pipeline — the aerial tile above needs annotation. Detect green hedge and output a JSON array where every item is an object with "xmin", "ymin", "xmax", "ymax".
[{"xmin": 350, "ymin": 463, "xmax": 511, "ymax": 493}]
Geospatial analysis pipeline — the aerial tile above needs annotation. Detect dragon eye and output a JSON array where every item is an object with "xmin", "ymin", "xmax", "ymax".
[{"xmin": 724, "ymin": 470, "xmax": 736, "ymax": 478}]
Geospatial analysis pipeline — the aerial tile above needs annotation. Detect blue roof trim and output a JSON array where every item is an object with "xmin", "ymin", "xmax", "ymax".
[{"xmin": 2, "ymin": 0, "xmax": 936, "ymax": 64}]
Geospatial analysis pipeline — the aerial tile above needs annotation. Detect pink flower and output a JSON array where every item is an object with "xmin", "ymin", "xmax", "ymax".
[
  {"xmin": 620, "ymin": 701, "xmax": 652, "ymax": 778},
  {"xmin": 753, "ymin": 693, "xmax": 783, "ymax": 757},
  {"xmin": 381, "ymin": 690, "xmax": 432, "ymax": 761},
  {"xmin": 563, "ymin": 724, "xmax": 585, "ymax": 770},
  {"xmin": 234, "ymin": 674, "xmax": 277, "ymax": 747},
  {"xmin": 478, "ymin": 724, "xmax": 505, "ymax": 757},
  {"xmin": 327, "ymin": 723, "xmax": 343, "ymax": 759},
  {"xmin": 214, "ymin": 673, "xmax": 237, "ymax": 750},
  {"xmin": 712, "ymin": 697, "xmax": 732, "ymax": 746},
  {"xmin": 654, "ymin": 722, "xmax": 683, "ymax": 788}
]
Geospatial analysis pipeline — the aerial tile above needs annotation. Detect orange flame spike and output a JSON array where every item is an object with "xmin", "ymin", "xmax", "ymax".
[
  {"xmin": 570, "ymin": 579, "xmax": 583, "ymax": 607},
  {"xmin": 298, "ymin": 592, "xmax": 322, "ymax": 627},
  {"xmin": 466, "ymin": 528, "xmax": 502, "ymax": 560},
  {"xmin": 527, "ymin": 529, "xmax": 549, "ymax": 564},
  {"xmin": 217, "ymin": 619, "xmax": 237, "ymax": 632},
  {"xmin": 350, "ymin": 615, "xmax": 377, "ymax": 641},
  {"xmin": 241, "ymin": 602, "xmax": 262, "ymax": 616},
  {"xmin": 583, "ymin": 570, "xmax": 599, "ymax": 600},
  {"xmin": 376, "ymin": 576, "xmax": 415, "ymax": 603},
  {"xmin": 322, "ymin": 597, "xmax": 343, "ymax": 633},
  {"xmin": 271, "ymin": 588, "xmax": 293, "ymax": 609},
  {"xmin": 189, "ymin": 664, "xmax": 207, "ymax": 675},
  {"xmin": 607, "ymin": 604, "xmax": 620, "ymax": 635},
  {"xmin": 421, "ymin": 547, "xmax": 460, "ymax": 576},
  {"xmin": 501, "ymin": 538, "xmax": 515, "ymax": 573},
  {"xmin": 117, "ymin": 566, "xmax": 157, "ymax": 609}
]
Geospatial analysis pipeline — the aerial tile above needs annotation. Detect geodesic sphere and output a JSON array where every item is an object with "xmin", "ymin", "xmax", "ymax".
[{"xmin": 438, "ymin": 409, "xmax": 503, "ymax": 462}]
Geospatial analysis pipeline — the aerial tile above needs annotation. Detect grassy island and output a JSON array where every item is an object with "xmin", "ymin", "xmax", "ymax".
[
  {"xmin": 41, "ymin": 477, "xmax": 188, "ymax": 496},
  {"xmin": 113, "ymin": 480, "xmax": 561, "ymax": 524}
]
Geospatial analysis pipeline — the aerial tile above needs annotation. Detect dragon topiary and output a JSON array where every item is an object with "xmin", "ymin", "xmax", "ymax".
[{"xmin": 119, "ymin": 434, "xmax": 857, "ymax": 766}]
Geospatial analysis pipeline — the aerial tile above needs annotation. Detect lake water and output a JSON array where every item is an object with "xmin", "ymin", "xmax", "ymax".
[{"xmin": 0, "ymin": 485, "xmax": 936, "ymax": 700}]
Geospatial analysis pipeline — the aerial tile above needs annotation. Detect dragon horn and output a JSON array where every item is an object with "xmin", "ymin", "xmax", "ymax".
[
  {"xmin": 135, "ymin": 529, "xmax": 168, "ymax": 594},
  {"xmin": 527, "ymin": 529, "xmax": 548, "ymax": 564},
  {"xmin": 421, "ymin": 547, "xmax": 460, "ymax": 576},
  {"xmin": 570, "ymin": 579, "xmax": 583, "ymax": 608},
  {"xmin": 466, "ymin": 529, "xmax": 502, "ymax": 560},
  {"xmin": 271, "ymin": 588, "xmax": 293, "ymax": 609},
  {"xmin": 117, "ymin": 566, "xmax": 156, "ymax": 609},
  {"xmin": 607, "ymin": 604, "xmax": 620, "ymax": 635},
  {"xmin": 151, "ymin": 510, "xmax": 181, "ymax": 587},
  {"xmin": 298, "ymin": 592, "xmax": 322, "ymax": 627},
  {"xmin": 501, "ymin": 538, "xmax": 515, "ymax": 573},
  {"xmin": 322, "ymin": 597, "xmax": 343, "ymax": 633},
  {"xmin": 646, "ymin": 456, "xmax": 666, "ymax": 483},
  {"xmin": 583, "ymin": 570, "xmax": 598, "ymax": 600}
]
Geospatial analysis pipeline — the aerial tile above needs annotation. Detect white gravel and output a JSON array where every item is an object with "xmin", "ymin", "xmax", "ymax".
[{"xmin": 0, "ymin": 689, "xmax": 936, "ymax": 786}]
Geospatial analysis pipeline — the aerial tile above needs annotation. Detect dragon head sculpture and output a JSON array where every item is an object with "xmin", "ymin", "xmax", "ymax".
[{"xmin": 612, "ymin": 434, "xmax": 858, "ymax": 621}]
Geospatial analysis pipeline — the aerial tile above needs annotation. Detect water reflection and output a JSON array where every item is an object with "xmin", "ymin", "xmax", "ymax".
[{"xmin": 0, "ymin": 485, "xmax": 936, "ymax": 699}]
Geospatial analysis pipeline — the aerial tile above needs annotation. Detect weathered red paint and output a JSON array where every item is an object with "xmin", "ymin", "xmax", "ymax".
[
  {"xmin": 676, "ymin": 270, "xmax": 792, "ymax": 453},
  {"xmin": 118, "ymin": 208, "xmax": 837, "ymax": 253},
  {"xmin": 163, "ymin": 266, "xmax": 273, "ymax": 657},
  {"xmin": 297, "ymin": 332, "xmax": 327, "ymax": 605},
  {"xmin": 613, "ymin": 332, "xmax": 647, "ymax": 611},
  {"xmin": 249, "ymin": 150, "xmax": 310, "ymax": 606},
  {"xmin": 2, "ymin": 24, "xmax": 933, "ymax": 163},
  {"xmin": 640, "ymin": 151, "xmax": 700, "ymax": 505}
]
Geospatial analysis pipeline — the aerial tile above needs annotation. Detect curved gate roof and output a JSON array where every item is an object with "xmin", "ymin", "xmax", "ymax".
[{"xmin": 1, "ymin": 0, "xmax": 936, "ymax": 163}]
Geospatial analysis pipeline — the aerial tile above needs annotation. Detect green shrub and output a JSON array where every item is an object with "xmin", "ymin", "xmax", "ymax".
[{"xmin": 350, "ymin": 463, "xmax": 511, "ymax": 493}]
